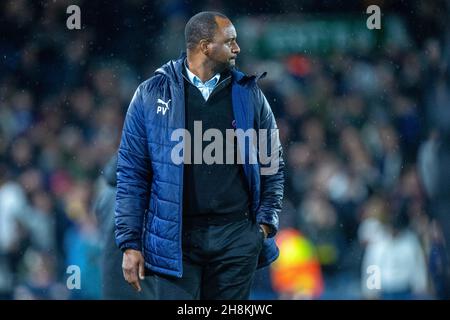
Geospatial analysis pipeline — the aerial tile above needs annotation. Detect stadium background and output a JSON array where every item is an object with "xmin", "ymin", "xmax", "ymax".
[{"xmin": 1, "ymin": 0, "xmax": 449, "ymax": 299}]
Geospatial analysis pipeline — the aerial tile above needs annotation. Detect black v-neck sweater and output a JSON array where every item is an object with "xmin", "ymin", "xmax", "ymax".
[{"xmin": 182, "ymin": 69, "xmax": 250, "ymax": 218}]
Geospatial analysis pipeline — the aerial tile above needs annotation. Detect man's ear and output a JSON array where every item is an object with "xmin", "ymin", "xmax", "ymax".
[{"xmin": 199, "ymin": 39, "xmax": 210, "ymax": 55}]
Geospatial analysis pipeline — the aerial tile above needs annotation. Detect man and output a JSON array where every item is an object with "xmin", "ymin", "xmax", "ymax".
[
  {"xmin": 94, "ymin": 155, "xmax": 156, "ymax": 299},
  {"xmin": 115, "ymin": 11, "xmax": 284, "ymax": 299}
]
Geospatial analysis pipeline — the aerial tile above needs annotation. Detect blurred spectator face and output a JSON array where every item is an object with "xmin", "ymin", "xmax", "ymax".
[
  {"xmin": 346, "ymin": 61, "xmax": 378, "ymax": 95},
  {"xmin": 361, "ymin": 195, "xmax": 388, "ymax": 222},
  {"xmin": 288, "ymin": 143, "xmax": 312, "ymax": 170},
  {"xmin": 92, "ymin": 68, "xmax": 119, "ymax": 98},
  {"xmin": 59, "ymin": 126, "xmax": 83, "ymax": 155},
  {"xmin": 400, "ymin": 167, "xmax": 422, "ymax": 199},
  {"xmin": 302, "ymin": 193, "xmax": 336, "ymax": 228},
  {"xmin": 300, "ymin": 117, "xmax": 325, "ymax": 149},
  {"xmin": 401, "ymin": 53, "xmax": 421, "ymax": 87},
  {"xmin": 23, "ymin": 250, "xmax": 55, "ymax": 286},
  {"xmin": 49, "ymin": 170, "xmax": 73, "ymax": 196},
  {"xmin": 39, "ymin": 100, "xmax": 63, "ymax": 133},
  {"xmin": 311, "ymin": 73, "xmax": 335, "ymax": 101},
  {"xmin": 31, "ymin": 191, "xmax": 53, "ymax": 216},
  {"xmin": 340, "ymin": 126, "xmax": 361, "ymax": 155},
  {"xmin": 393, "ymin": 95, "xmax": 415, "ymax": 116},
  {"xmin": 340, "ymin": 127, "xmax": 372, "ymax": 171},
  {"xmin": 64, "ymin": 181, "xmax": 92, "ymax": 224},
  {"xmin": 10, "ymin": 138, "xmax": 33, "ymax": 168},
  {"xmin": 375, "ymin": 62, "xmax": 396, "ymax": 95},
  {"xmin": 40, "ymin": 1, "xmax": 68, "ymax": 32},
  {"xmin": 21, "ymin": 44, "xmax": 39, "ymax": 70},
  {"xmin": 378, "ymin": 125, "xmax": 399, "ymax": 153},
  {"xmin": 358, "ymin": 195, "xmax": 389, "ymax": 246},
  {"xmin": 70, "ymin": 88, "xmax": 94, "ymax": 121},
  {"xmin": 74, "ymin": 145, "xmax": 98, "ymax": 176},
  {"xmin": 312, "ymin": 157, "xmax": 339, "ymax": 194},
  {"xmin": 284, "ymin": 92, "xmax": 307, "ymax": 120},
  {"xmin": 347, "ymin": 95, "xmax": 364, "ymax": 115},
  {"xmin": 65, "ymin": 33, "xmax": 91, "ymax": 64},
  {"xmin": 4, "ymin": 0, "xmax": 33, "ymax": 24},
  {"xmin": 18, "ymin": 168, "xmax": 43, "ymax": 194},
  {"xmin": 424, "ymin": 38, "xmax": 441, "ymax": 65},
  {"xmin": 340, "ymin": 127, "xmax": 375, "ymax": 176}
]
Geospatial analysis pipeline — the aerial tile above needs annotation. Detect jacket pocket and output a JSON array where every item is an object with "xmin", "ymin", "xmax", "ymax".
[
  {"xmin": 143, "ymin": 195, "xmax": 157, "ymax": 251},
  {"xmin": 147, "ymin": 194, "xmax": 157, "ymax": 231}
]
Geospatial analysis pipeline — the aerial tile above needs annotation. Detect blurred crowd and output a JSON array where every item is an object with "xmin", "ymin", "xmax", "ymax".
[{"xmin": 1, "ymin": 0, "xmax": 449, "ymax": 299}]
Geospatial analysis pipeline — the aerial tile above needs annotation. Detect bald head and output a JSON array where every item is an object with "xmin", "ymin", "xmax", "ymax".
[{"xmin": 184, "ymin": 11, "xmax": 230, "ymax": 50}]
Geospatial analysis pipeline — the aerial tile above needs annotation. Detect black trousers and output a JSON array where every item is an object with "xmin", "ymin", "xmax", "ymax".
[{"xmin": 156, "ymin": 217, "xmax": 265, "ymax": 300}]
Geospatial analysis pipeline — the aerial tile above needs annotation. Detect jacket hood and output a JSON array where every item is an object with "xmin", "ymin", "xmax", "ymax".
[{"xmin": 154, "ymin": 52, "xmax": 186, "ymax": 88}]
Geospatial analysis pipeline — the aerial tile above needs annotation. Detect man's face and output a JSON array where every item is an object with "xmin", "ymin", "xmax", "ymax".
[{"xmin": 206, "ymin": 17, "xmax": 240, "ymax": 72}]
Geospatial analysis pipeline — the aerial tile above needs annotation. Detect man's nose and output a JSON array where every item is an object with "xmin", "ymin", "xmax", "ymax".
[{"xmin": 232, "ymin": 42, "xmax": 240, "ymax": 54}]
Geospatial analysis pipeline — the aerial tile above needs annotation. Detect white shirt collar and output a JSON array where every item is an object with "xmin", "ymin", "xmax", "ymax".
[
  {"xmin": 185, "ymin": 64, "xmax": 220, "ymax": 88},
  {"xmin": 184, "ymin": 60, "xmax": 221, "ymax": 100}
]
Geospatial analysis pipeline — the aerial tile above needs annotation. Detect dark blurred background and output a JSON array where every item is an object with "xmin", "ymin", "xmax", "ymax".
[{"xmin": 1, "ymin": 0, "xmax": 450, "ymax": 300}]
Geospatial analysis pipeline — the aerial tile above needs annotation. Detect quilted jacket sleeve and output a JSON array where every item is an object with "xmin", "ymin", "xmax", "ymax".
[
  {"xmin": 255, "ymin": 88, "xmax": 285, "ymax": 238},
  {"xmin": 115, "ymin": 84, "xmax": 152, "ymax": 252}
]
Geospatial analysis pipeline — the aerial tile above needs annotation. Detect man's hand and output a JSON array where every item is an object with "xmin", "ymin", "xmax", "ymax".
[
  {"xmin": 122, "ymin": 249, "xmax": 145, "ymax": 292},
  {"xmin": 259, "ymin": 224, "xmax": 270, "ymax": 239}
]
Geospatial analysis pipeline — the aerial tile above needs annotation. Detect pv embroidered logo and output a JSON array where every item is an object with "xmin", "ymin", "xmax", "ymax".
[{"xmin": 156, "ymin": 98, "xmax": 171, "ymax": 115}]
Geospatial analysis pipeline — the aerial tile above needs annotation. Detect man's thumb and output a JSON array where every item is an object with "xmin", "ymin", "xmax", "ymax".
[{"xmin": 139, "ymin": 259, "xmax": 145, "ymax": 280}]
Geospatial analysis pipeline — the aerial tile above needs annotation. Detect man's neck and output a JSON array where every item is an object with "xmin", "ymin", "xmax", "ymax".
[{"xmin": 186, "ymin": 55, "xmax": 221, "ymax": 83}]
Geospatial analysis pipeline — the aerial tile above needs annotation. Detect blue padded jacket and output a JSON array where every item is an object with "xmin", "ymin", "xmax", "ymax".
[{"xmin": 115, "ymin": 54, "xmax": 285, "ymax": 278}]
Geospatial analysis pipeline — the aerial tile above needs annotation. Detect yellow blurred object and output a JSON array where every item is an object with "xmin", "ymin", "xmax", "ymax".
[{"xmin": 271, "ymin": 228, "xmax": 324, "ymax": 299}]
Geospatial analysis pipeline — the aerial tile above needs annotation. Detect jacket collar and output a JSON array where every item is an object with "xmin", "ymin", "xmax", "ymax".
[{"xmin": 157, "ymin": 51, "xmax": 266, "ymax": 88}]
